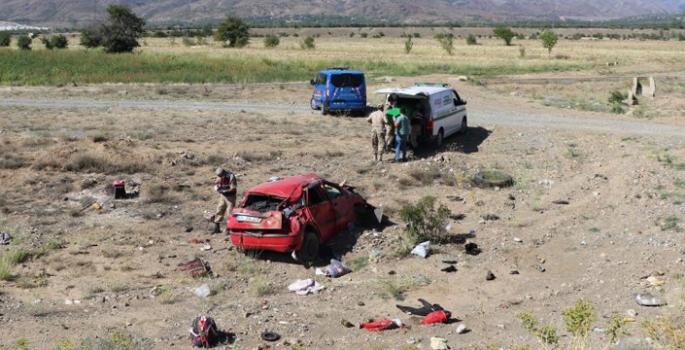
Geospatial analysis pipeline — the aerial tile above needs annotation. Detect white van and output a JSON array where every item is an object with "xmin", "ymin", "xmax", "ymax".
[{"xmin": 374, "ymin": 83, "xmax": 467, "ymax": 147}]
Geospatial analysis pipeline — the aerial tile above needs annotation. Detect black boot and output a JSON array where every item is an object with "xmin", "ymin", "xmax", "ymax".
[{"xmin": 211, "ymin": 223, "xmax": 221, "ymax": 234}]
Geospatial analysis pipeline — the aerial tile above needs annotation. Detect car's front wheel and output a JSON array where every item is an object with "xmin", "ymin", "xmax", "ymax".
[
  {"xmin": 310, "ymin": 98, "xmax": 319, "ymax": 110},
  {"xmin": 293, "ymin": 231, "xmax": 319, "ymax": 264}
]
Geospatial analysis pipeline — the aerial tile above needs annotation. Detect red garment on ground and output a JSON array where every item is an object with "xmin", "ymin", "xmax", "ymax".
[
  {"xmin": 421, "ymin": 310, "xmax": 451, "ymax": 325},
  {"xmin": 360, "ymin": 319, "xmax": 397, "ymax": 332}
]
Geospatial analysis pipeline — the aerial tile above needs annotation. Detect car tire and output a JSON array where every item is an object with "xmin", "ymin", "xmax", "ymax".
[
  {"xmin": 435, "ymin": 128, "xmax": 444, "ymax": 148},
  {"xmin": 310, "ymin": 98, "xmax": 319, "ymax": 110},
  {"xmin": 458, "ymin": 116, "xmax": 468, "ymax": 134},
  {"xmin": 472, "ymin": 170, "xmax": 514, "ymax": 188},
  {"xmin": 321, "ymin": 102, "xmax": 328, "ymax": 116},
  {"xmin": 294, "ymin": 231, "xmax": 319, "ymax": 264}
]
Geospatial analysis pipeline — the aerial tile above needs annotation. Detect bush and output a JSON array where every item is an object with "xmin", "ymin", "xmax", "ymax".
[
  {"xmin": 301, "ymin": 36, "xmax": 315, "ymax": 50},
  {"xmin": 17, "ymin": 35, "xmax": 32, "ymax": 50},
  {"xmin": 360, "ymin": 33, "xmax": 368, "ymax": 38},
  {"xmin": 608, "ymin": 90, "xmax": 627, "ymax": 105},
  {"xmin": 263, "ymin": 34, "xmax": 280, "ymax": 48},
  {"xmin": 540, "ymin": 30, "xmax": 559, "ymax": 57},
  {"xmin": 42, "ymin": 35, "xmax": 69, "ymax": 50},
  {"xmin": 562, "ymin": 299, "xmax": 597, "ymax": 350},
  {"xmin": 399, "ymin": 196, "xmax": 451, "ymax": 244},
  {"xmin": 493, "ymin": 26, "xmax": 516, "ymax": 46},
  {"xmin": 0, "ymin": 32, "xmax": 11, "ymax": 47},
  {"xmin": 152, "ymin": 30, "xmax": 168, "ymax": 38},
  {"xmin": 466, "ymin": 34, "xmax": 477, "ymax": 45},
  {"xmin": 80, "ymin": 27, "xmax": 103, "ymax": 48},
  {"xmin": 404, "ymin": 36, "xmax": 413, "ymax": 54}
]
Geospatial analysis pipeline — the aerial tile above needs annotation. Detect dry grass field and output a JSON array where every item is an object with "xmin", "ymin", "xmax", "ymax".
[{"xmin": 1, "ymin": 33, "xmax": 685, "ymax": 350}]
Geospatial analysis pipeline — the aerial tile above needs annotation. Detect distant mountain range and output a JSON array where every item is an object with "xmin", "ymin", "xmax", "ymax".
[{"xmin": 1, "ymin": 0, "xmax": 684, "ymax": 28}]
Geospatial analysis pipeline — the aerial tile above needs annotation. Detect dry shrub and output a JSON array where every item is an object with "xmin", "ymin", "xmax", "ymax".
[
  {"xmin": 142, "ymin": 182, "xmax": 178, "ymax": 204},
  {"xmin": 0, "ymin": 154, "xmax": 29, "ymax": 169},
  {"xmin": 235, "ymin": 150, "xmax": 282, "ymax": 163},
  {"xmin": 64, "ymin": 153, "xmax": 148, "ymax": 174}
]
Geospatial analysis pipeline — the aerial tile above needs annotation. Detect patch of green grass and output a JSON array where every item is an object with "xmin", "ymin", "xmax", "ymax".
[
  {"xmin": 250, "ymin": 275, "xmax": 274, "ymax": 297},
  {"xmin": 657, "ymin": 215, "xmax": 682, "ymax": 232},
  {"xmin": 348, "ymin": 256, "xmax": 368, "ymax": 272},
  {"xmin": 588, "ymin": 227, "xmax": 600, "ymax": 233},
  {"xmin": 0, "ymin": 50, "xmax": 592, "ymax": 86}
]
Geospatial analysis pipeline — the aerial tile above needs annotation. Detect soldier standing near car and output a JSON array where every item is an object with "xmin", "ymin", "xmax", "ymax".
[
  {"xmin": 212, "ymin": 167, "xmax": 237, "ymax": 234},
  {"xmin": 366, "ymin": 104, "xmax": 389, "ymax": 162}
]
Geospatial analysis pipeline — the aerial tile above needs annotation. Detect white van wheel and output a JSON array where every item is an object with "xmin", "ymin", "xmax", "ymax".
[
  {"xmin": 310, "ymin": 98, "xmax": 319, "ymax": 110},
  {"xmin": 458, "ymin": 116, "xmax": 468, "ymax": 134},
  {"xmin": 435, "ymin": 129, "xmax": 444, "ymax": 148}
]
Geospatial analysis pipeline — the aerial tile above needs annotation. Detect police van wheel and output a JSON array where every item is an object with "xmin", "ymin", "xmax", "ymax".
[
  {"xmin": 310, "ymin": 98, "xmax": 319, "ymax": 110},
  {"xmin": 321, "ymin": 105, "xmax": 328, "ymax": 116},
  {"xmin": 458, "ymin": 116, "xmax": 468, "ymax": 134},
  {"xmin": 435, "ymin": 129, "xmax": 444, "ymax": 148}
]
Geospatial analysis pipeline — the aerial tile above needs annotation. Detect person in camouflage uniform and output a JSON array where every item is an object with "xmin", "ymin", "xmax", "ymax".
[{"xmin": 366, "ymin": 104, "xmax": 390, "ymax": 161}]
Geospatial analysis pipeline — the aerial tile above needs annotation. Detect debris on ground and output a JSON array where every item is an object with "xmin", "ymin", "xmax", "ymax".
[
  {"xmin": 430, "ymin": 336, "xmax": 449, "ymax": 350},
  {"xmin": 481, "ymin": 213, "xmax": 500, "ymax": 221},
  {"xmin": 0, "ymin": 231, "xmax": 11, "ymax": 245},
  {"xmin": 287, "ymin": 279, "xmax": 325, "ymax": 296},
  {"xmin": 360, "ymin": 319, "xmax": 404, "ymax": 332},
  {"xmin": 411, "ymin": 241, "xmax": 431, "ymax": 258},
  {"xmin": 456, "ymin": 324, "xmax": 468, "ymax": 334},
  {"xmin": 464, "ymin": 242, "xmax": 481, "ymax": 255},
  {"xmin": 192, "ymin": 284, "xmax": 211, "ymax": 298},
  {"xmin": 179, "ymin": 258, "xmax": 211, "ymax": 278},
  {"xmin": 316, "ymin": 259, "xmax": 351, "ymax": 278},
  {"xmin": 442, "ymin": 259, "xmax": 457, "ymax": 264},
  {"xmin": 421, "ymin": 310, "xmax": 452, "ymax": 325},
  {"xmin": 397, "ymin": 299, "xmax": 445, "ymax": 316},
  {"xmin": 261, "ymin": 331, "xmax": 280, "ymax": 342},
  {"xmin": 441, "ymin": 265, "xmax": 457, "ymax": 273},
  {"xmin": 485, "ymin": 270, "xmax": 496, "ymax": 281},
  {"xmin": 533, "ymin": 265, "xmax": 546, "ymax": 273},
  {"xmin": 552, "ymin": 200, "xmax": 570, "ymax": 205},
  {"xmin": 189, "ymin": 315, "xmax": 218, "ymax": 348},
  {"xmin": 341, "ymin": 319, "xmax": 355, "ymax": 328},
  {"xmin": 635, "ymin": 293, "xmax": 666, "ymax": 307}
]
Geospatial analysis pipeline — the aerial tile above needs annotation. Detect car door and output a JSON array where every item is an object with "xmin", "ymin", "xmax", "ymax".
[
  {"xmin": 322, "ymin": 182, "xmax": 354, "ymax": 232},
  {"xmin": 305, "ymin": 183, "xmax": 337, "ymax": 241},
  {"xmin": 447, "ymin": 89, "xmax": 467, "ymax": 136}
]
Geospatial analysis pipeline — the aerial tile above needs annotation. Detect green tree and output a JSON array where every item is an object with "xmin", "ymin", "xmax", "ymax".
[
  {"xmin": 437, "ymin": 33, "xmax": 454, "ymax": 55},
  {"xmin": 466, "ymin": 34, "xmax": 477, "ymax": 45},
  {"xmin": 17, "ymin": 35, "xmax": 32, "ymax": 50},
  {"xmin": 0, "ymin": 32, "xmax": 11, "ymax": 47},
  {"xmin": 493, "ymin": 26, "xmax": 516, "ymax": 46},
  {"xmin": 101, "ymin": 5, "xmax": 146, "ymax": 53},
  {"xmin": 80, "ymin": 27, "xmax": 103, "ymax": 48},
  {"xmin": 214, "ymin": 16, "xmax": 250, "ymax": 48},
  {"xmin": 540, "ymin": 30, "xmax": 559, "ymax": 57},
  {"xmin": 42, "ymin": 35, "xmax": 69, "ymax": 50},
  {"xmin": 200, "ymin": 24, "xmax": 213, "ymax": 38},
  {"xmin": 263, "ymin": 34, "xmax": 280, "ymax": 48}
]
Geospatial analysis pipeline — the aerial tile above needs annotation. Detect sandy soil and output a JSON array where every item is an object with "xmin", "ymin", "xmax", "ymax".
[{"xmin": 1, "ymin": 76, "xmax": 685, "ymax": 350}]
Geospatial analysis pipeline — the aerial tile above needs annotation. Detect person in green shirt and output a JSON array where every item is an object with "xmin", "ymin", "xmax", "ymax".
[{"xmin": 394, "ymin": 107, "xmax": 411, "ymax": 162}]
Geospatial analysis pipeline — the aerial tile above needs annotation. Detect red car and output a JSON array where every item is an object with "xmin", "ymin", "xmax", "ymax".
[{"xmin": 227, "ymin": 173, "xmax": 374, "ymax": 263}]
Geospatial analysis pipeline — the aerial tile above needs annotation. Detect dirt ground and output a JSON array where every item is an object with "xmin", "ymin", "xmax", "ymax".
[{"xmin": 1, "ymin": 75, "xmax": 685, "ymax": 350}]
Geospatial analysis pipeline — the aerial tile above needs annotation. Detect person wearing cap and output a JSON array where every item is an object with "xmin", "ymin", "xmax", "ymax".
[
  {"xmin": 366, "ymin": 104, "xmax": 390, "ymax": 162},
  {"xmin": 212, "ymin": 167, "xmax": 237, "ymax": 234}
]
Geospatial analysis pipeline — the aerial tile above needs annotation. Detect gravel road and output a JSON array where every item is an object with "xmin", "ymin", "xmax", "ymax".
[{"xmin": 3, "ymin": 97, "xmax": 684, "ymax": 137}]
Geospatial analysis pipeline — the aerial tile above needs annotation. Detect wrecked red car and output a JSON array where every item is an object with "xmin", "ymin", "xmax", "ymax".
[{"xmin": 227, "ymin": 173, "xmax": 374, "ymax": 263}]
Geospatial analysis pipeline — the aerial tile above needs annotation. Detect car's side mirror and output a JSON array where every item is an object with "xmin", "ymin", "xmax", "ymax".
[
  {"xmin": 309, "ymin": 79, "xmax": 315, "ymax": 86},
  {"xmin": 462, "ymin": 99, "xmax": 467, "ymax": 105}
]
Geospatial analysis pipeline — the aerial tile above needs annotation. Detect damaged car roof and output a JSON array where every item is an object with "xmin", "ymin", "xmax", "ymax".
[{"xmin": 246, "ymin": 173, "xmax": 322, "ymax": 199}]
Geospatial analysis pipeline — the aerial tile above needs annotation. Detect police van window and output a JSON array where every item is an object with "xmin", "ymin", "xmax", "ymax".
[
  {"xmin": 307, "ymin": 186, "xmax": 327, "ymax": 205},
  {"xmin": 451, "ymin": 90, "xmax": 461, "ymax": 101},
  {"xmin": 330, "ymin": 74, "xmax": 364, "ymax": 88},
  {"xmin": 316, "ymin": 74, "xmax": 327, "ymax": 85}
]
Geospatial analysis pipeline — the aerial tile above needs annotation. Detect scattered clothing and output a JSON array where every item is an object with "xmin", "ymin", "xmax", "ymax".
[
  {"xmin": 421, "ymin": 310, "xmax": 452, "ymax": 325},
  {"xmin": 396, "ymin": 299, "xmax": 445, "ymax": 316},
  {"xmin": 287, "ymin": 279, "xmax": 325, "ymax": 296},
  {"xmin": 360, "ymin": 319, "xmax": 403, "ymax": 332}
]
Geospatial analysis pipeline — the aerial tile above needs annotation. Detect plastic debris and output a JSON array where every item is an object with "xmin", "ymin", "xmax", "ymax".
[
  {"xmin": 200, "ymin": 243, "xmax": 212, "ymax": 251},
  {"xmin": 635, "ymin": 293, "xmax": 666, "ymax": 307},
  {"xmin": 0, "ymin": 232, "xmax": 11, "ymax": 245},
  {"xmin": 411, "ymin": 241, "xmax": 431, "ymax": 258},
  {"xmin": 192, "ymin": 284, "xmax": 211, "ymax": 298},
  {"xmin": 456, "ymin": 324, "xmax": 468, "ymax": 334},
  {"xmin": 430, "ymin": 337, "xmax": 449, "ymax": 350},
  {"xmin": 646, "ymin": 276, "xmax": 665, "ymax": 286},
  {"xmin": 287, "ymin": 279, "xmax": 325, "ymax": 296},
  {"xmin": 315, "ymin": 259, "xmax": 351, "ymax": 278}
]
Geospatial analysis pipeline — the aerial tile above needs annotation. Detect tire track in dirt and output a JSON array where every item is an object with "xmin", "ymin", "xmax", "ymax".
[{"xmin": 3, "ymin": 97, "xmax": 685, "ymax": 137}]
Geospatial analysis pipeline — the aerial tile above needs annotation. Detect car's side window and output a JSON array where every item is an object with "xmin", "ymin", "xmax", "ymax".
[
  {"xmin": 307, "ymin": 186, "xmax": 327, "ymax": 205},
  {"xmin": 323, "ymin": 184, "xmax": 342, "ymax": 199},
  {"xmin": 316, "ymin": 74, "xmax": 327, "ymax": 85}
]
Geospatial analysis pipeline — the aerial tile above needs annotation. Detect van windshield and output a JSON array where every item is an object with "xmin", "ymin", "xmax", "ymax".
[{"xmin": 330, "ymin": 74, "xmax": 364, "ymax": 88}]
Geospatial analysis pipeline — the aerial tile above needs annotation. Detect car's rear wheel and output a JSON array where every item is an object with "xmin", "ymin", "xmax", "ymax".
[
  {"xmin": 321, "ymin": 102, "xmax": 328, "ymax": 116},
  {"xmin": 435, "ymin": 128, "xmax": 445, "ymax": 148},
  {"xmin": 293, "ymin": 231, "xmax": 319, "ymax": 264}
]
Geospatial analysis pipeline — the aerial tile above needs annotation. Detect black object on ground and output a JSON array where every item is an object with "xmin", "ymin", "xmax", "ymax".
[
  {"xmin": 396, "ymin": 299, "xmax": 444, "ymax": 316},
  {"xmin": 464, "ymin": 242, "xmax": 481, "ymax": 255},
  {"xmin": 485, "ymin": 270, "xmax": 496, "ymax": 281},
  {"xmin": 552, "ymin": 200, "xmax": 570, "ymax": 205},
  {"xmin": 441, "ymin": 265, "xmax": 457, "ymax": 273},
  {"xmin": 261, "ymin": 331, "xmax": 281, "ymax": 342}
]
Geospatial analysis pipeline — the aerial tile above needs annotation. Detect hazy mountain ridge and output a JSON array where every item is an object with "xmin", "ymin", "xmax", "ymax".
[{"xmin": 0, "ymin": 0, "xmax": 684, "ymax": 28}]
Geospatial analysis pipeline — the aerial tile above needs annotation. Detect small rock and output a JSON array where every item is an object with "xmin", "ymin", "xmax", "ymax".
[
  {"xmin": 456, "ymin": 324, "xmax": 468, "ymax": 334},
  {"xmin": 513, "ymin": 237, "xmax": 523, "ymax": 243},
  {"xmin": 533, "ymin": 265, "xmax": 546, "ymax": 273},
  {"xmin": 510, "ymin": 270, "xmax": 519, "ymax": 275},
  {"xmin": 485, "ymin": 270, "xmax": 496, "ymax": 281},
  {"xmin": 357, "ymin": 301, "xmax": 365, "ymax": 307},
  {"xmin": 626, "ymin": 309, "xmax": 637, "ymax": 317}
]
